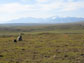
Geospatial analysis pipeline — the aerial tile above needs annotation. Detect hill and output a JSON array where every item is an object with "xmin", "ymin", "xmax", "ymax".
[{"xmin": 0, "ymin": 21, "xmax": 84, "ymax": 35}]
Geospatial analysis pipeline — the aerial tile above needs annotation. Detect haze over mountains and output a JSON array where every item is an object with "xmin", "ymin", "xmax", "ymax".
[{"xmin": 7, "ymin": 17, "xmax": 84, "ymax": 23}]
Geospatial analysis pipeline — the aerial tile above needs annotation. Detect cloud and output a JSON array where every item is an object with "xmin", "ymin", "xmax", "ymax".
[
  {"xmin": 35, "ymin": 0, "xmax": 84, "ymax": 12},
  {"xmin": 36, "ymin": 0, "xmax": 49, "ymax": 3},
  {"xmin": 21, "ymin": 0, "xmax": 34, "ymax": 3},
  {"xmin": 60, "ymin": 2, "xmax": 84, "ymax": 12},
  {"xmin": 0, "ymin": 3, "xmax": 34, "ymax": 23},
  {"xmin": 0, "ymin": 0, "xmax": 84, "ymax": 23}
]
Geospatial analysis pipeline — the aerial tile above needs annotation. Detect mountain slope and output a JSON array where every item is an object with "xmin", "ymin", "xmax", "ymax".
[{"xmin": 8, "ymin": 17, "xmax": 84, "ymax": 23}]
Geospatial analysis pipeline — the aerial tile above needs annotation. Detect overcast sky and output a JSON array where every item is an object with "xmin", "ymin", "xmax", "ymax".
[{"xmin": 0, "ymin": 0, "xmax": 84, "ymax": 23}]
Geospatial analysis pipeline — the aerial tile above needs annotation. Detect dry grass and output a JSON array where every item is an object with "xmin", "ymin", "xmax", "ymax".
[{"xmin": 0, "ymin": 33, "xmax": 84, "ymax": 63}]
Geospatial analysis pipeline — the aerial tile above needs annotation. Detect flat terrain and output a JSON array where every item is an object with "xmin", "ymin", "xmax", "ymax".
[{"xmin": 0, "ymin": 23, "xmax": 84, "ymax": 63}]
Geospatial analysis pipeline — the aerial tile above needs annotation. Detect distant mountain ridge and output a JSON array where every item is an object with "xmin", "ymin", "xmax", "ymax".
[{"xmin": 8, "ymin": 17, "xmax": 84, "ymax": 23}]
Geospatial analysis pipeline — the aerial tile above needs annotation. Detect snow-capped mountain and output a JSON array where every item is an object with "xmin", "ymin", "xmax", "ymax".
[{"xmin": 8, "ymin": 17, "xmax": 84, "ymax": 23}]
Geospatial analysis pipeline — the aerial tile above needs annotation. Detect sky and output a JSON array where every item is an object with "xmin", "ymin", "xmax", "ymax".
[{"xmin": 0, "ymin": 0, "xmax": 84, "ymax": 23}]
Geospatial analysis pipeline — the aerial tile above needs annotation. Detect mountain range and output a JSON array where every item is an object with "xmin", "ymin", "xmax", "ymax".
[{"xmin": 7, "ymin": 17, "xmax": 84, "ymax": 23}]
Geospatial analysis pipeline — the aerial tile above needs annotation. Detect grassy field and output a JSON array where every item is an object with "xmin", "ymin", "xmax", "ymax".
[{"xmin": 0, "ymin": 24, "xmax": 84, "ymax": 63}]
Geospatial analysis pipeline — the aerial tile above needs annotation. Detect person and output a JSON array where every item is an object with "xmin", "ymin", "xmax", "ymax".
[{"xmin": 17, "ymin": 33, "xmax": 22, "ymax": 41}]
